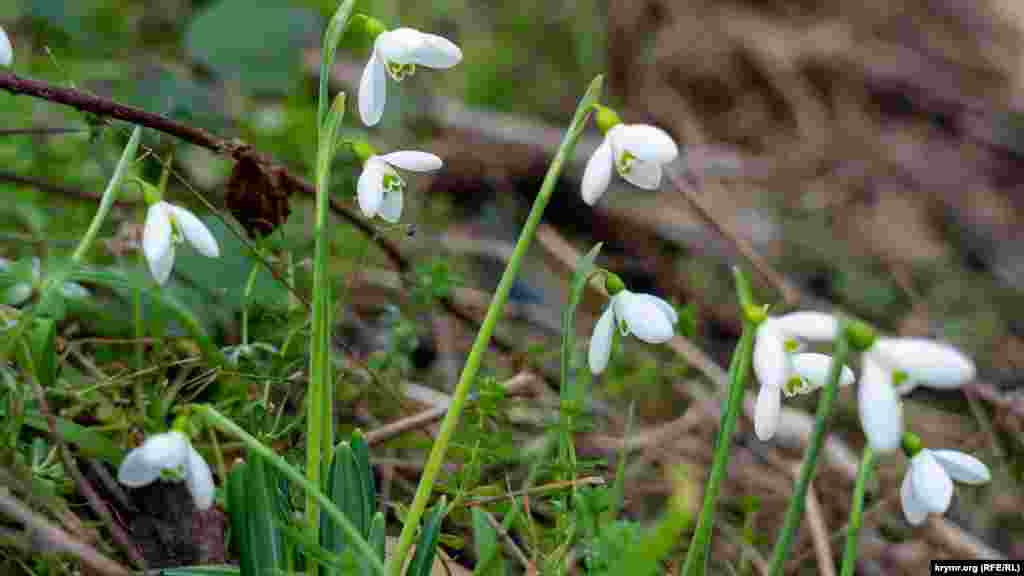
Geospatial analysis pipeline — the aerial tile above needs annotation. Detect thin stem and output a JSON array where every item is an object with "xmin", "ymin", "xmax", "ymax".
[
  {"xmin": 681, "ymin": 316, "xmax": 754, "ymax": 576},
  {"xmin": 196, "ymin": 405, "xmax": 385, "ymax": 576},
  {"xmin": 767, "ymin": 320, "xmax": 852, "ymax": 574},
  {"xmin": 385, "ymin": 75, "xmax": 603, "ymax": 576},
  {"xmin": 133, "ymin": 250, "xmax": 146, "ymax": 420},
  {"xmin": 840, "ymin": 445, "xmax": 874, "ymax": 576},
  {"xmin": 241, "ymin": 262, "xmax": 260, "ymax": 347},
  {"xmin": 305, "ymin": 92, "xmax": 346, "ymax": 544}
]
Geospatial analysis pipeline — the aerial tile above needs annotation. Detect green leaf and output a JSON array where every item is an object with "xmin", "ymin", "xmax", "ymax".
[
  {"xmin": 365, "ymin": 512, "xmax": 386, "ymax": 576},
  {"xmin": 186, "ymin": 0, "xmax": 319, "ymax": 95},
  {"xmin": 159, "ymin": 567, "xmax": 241, "ymax": 576},
  {"xmin": 22, "ymin": 413, "xmax": 122, "ymax": 463},
  {"xmin": 405, "ymin": 500, "xmax": 447, "ymax": 576},
  {"xmin": 26, "ymin": 318, "xmax": 57, "ymax": 388},
  {"xmin": 318, "ymin": 0, "xmax": 357, "ymax": 128},
  {"xmin": 471, "ymin": 508, "xmax": 505, "ymax": 576},
  {"xmin": 228, "ymin": 454, "xmax": 288, "ymax": 576}
]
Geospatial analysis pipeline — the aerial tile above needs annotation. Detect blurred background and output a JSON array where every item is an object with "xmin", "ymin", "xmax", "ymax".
[{"xmin": 0, "ymin": 0, "xmax": 1022, "ymax": 574}]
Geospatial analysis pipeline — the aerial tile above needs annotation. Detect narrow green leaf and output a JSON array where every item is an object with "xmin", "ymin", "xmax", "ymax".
[
  {"xmin": 365, "ymin": 512, "xmax": 386, "ymax": 576},
  {"xmin": 26, "ymin": 318, "xmax": 57, "ymax": 388},
  {"xmin": 471, "ymin": 508, "xmax": 504, "ymax": 576},
  {"xmin": 322, "ymin": 442, "xmax": 367, "ymax": 575},
  {"xmin": 351, "ymin": 430, "xmax": 376, "ymax": 534},
  {"xmin": 22, "ymin": 414, "xmax": 122, "ymax": 463},
  {"xmin": 559, "ymin": 243, "xmax": 602, "ymax": 409},
  {"xmin": 240, "ymin": 454, "xmax": 287, "ymax": 575},
  {"xmin": 160, "ymin": 567, "xmax": 241, "ymax": 576},
  {"xmin": 227, "ymin": 463, "xmax": 253, "ymax": 576},
  {"xmin": 319, "ymin": 0, "xmax": 357, "ymax": 128},
  {"xmin": 405, "ymin": 500, "xmax": 447, "ymax": 576}
]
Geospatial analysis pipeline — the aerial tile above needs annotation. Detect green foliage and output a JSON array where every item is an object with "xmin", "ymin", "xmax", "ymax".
[{"xmin": 186, "ymin": 0, "xmax": 320, "ymax": 95}]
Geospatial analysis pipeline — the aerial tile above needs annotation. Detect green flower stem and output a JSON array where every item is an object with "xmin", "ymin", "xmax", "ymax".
[
  {"xmin": 0, "ymin": 126, "xmax": 142, "ymax": 363},
  {"xmin": 196, "ymin": 405, "xmax": 385, "ymax": 576},
  {"xmin": 306, "ymin": 91, "xmax": 346, "ymax": 543},
  {"xmin": 385, "ymin": 75, "xmax": 603, "ymax": 576},
  {"xmin": 840, "ymin": 445, "xmax": 874, "ymax": 576},
  {"xmin": 681, "ymin": 296, "xmax": 754, "ymax": 576},
  {"xmin": 767, "ymin": 319, "xmax": 852, "ymax": 575}
]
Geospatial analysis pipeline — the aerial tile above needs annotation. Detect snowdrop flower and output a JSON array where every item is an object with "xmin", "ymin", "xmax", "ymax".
[
  {"xmin": 0, "ymin": 26, "xmax": 12, "ymax": 67},
  {"xmin": 588, "ymin": 279, "xmax": 677, "ymax": 375},
  {"xmin": 359, "ymin": 26, "xmax": 462, "ymax": 126},
  {"xmin": 753, "ymin": 311, "xmax": 838, "ymax": 391},
  {"xmin": 581, "ymin": 105, "xmax": 679, "ymax": 205},
  {"xmin": 900, "ymin": 447, "xmax": 990, "ymax": 526},
  {"xmin": 357, "ymin": 150, "xmax": 442, "ymax": 223},
  {"xmin": 143, "ymin": 201, "xmax": 220, "ymax": 285},
  {"xmin": 858, "ymin": 338, "xmax": 975, "ymax": 453},
  {"xmin": 117, "ymin": 431, "xmax": 215, "ymax": 510},
  {"xmin": 755, "ymin": 352, "xmax": 855, "ymax": 441}
]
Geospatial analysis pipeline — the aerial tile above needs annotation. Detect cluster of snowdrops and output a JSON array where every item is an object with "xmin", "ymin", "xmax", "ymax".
[{"xmin": 0, "ymin": 12, "xmax": 989, "ymax": 544}]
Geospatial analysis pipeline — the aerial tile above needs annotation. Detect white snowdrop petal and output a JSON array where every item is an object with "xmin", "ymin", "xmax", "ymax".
[
  {"xmin": 588, "ymin": 305, "xmax": 615, "ymax": 375},
  {"xmin": 169, "ymin": 205, "xmax": 219, "ymax": 258},
  {"xmin": 872, "ymin": 338, "xmax": 975, "ymax": 389},
  {"xmin": 619, "ymin": 292, "xmax": 674, "ymax": 343},
  {"xmin": 910, "ymin": 451, "xmax": 953, "ymax": 514},
  {"xmin": 185, "ymin": 445, "xmax": 215, "ymax": 510},
  {"xmin": 378, "ymin": 189, "xmax": 403, "ymax": 223},
  {"xmin": 0, "ymin": 26, "xmax": 11, "ymax": 67},
  {"xmin": 901, "ymin": 472, "xmax": 929, "ymax": 526},
  {"xmin": 117, "ymin": 448, "xmax": 163, "ymax": 487},
  {"xmin": 378, "ymin": 151, "xmax": 443, "ymax": 172},
  {"xmin": 376, "ymin": 28, "xmax": 426, "ymax": 64},
  {"xmin": 858, "ymin": 354, "xmax": 902, "ymax": 453},
  {"xmin": 615, "ymin": 124, "xmax": 679, "ymax": 163},
  {"xmin": 619, "ymin": 159, "xmax": 662, "ymax": 190},
  {"xmin": 931, "ymin": 450, "xmax": 991, "ymax": 485},
  {"xmin": 754, "ymin": 320, "xmax": 789, "ymax": 391},
  {"xmin": 357, "ymin": 161, "xmax": 384, "ymax": 218},
  {"xmin": 791, "ymin": 353, "xmax": 856, "ymax": 389},
  {"xmin": 60, "ymin": 282, "xmax": 91, "ymax": 300},
  {"xmin": 143, "ymin": 202, "xmax": 173, "ymax": 283},
  {"xmin": 649, "ymin": 295, "xmax": 678, "ymax": 325},
  {"xmin": 581, "ymin": 138, "xmax": 613, "ymax": 205},
  {"xmin": 408, "ymin": 32, "xmax": 462, "ymax": 68},
  {"xmin": 773, "ymin": 311, "xmax": 839, "ymax": 342},
  {"xmin": 358, "ymin": 50, "xmax": 387, "ymax": 126},
  {"xmin": 754, "ymin": 384, "xmax": 781, "ymax": 441}
]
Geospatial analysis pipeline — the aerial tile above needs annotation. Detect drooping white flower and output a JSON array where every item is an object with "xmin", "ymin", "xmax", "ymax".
[
  {"xmin": 754, "ymin": 352, "xmax": 855, "ymax": 441},
  {"xmin": 357, "ymin": 151, "xmax": 442, "ymax": 223},
  {"xmin": 900, "ymin": 448, "xmax": 990, "ymax": 525},
  {"xmin": 142, "ymin": 201, "xmax": 220, "ymax": 285},
  {"xmin": 588, "ymin": 289, "xmax": 677, "ymax": 375},
  {"xmin": 117, "ymin": 431, "xmax": 215, "ymax": 510},
  {"xmin": 0, "ymin": 26, "xmax": 12, "ymax": 67},
  {"xmin": 581, "ymin": 124, "xmax": 679, "ymax": 205},
  {"xmin": 753, "ymin": 311, "xmax": 839, "ymax": 393},
  {"xmin": 858, "ymin": 338, "xmax": 975, "ymax": 453},
  {"xmin": 359, "ymin": 27, "xmax": 462, "ymax": 126}
]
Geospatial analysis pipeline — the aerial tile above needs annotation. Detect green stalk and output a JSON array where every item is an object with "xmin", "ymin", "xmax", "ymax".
[
  {"xmin": 385, "ymin": 75, "xmax": 603, "ymax": 576},
  {"xmin": 241, "ymin": 263, "xmax": 260, "ymax": 347},
  {"xmin": 306, "ymin": 92, "xmax": 346, "ymax": 543},
  {"xmin": 681, "ymin": 309, "xmax": 754, "ymax": 576},
  {"xmin": 0, "ymin": 126, "xmax": 142, "ymax": 362},
  {"xmin": 196, "ymin": 405, "xmax": 385, "ymax": 576},
  {"xmin": 767, "ymin": 319, "xmax": 851, "ymax": 574},
  {"xmin": 840, "ymin": 445, "xmax": 873, "ymax": 576}
]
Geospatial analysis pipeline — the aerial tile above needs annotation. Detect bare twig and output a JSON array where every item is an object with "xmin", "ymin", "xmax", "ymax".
[
  {"xmin": 365, "ymin": 372, "xmax": 540, "ymax": 445},
  {"xmin": 801, "ymin": 477, "xmax": 836, "ymax": 576}
]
